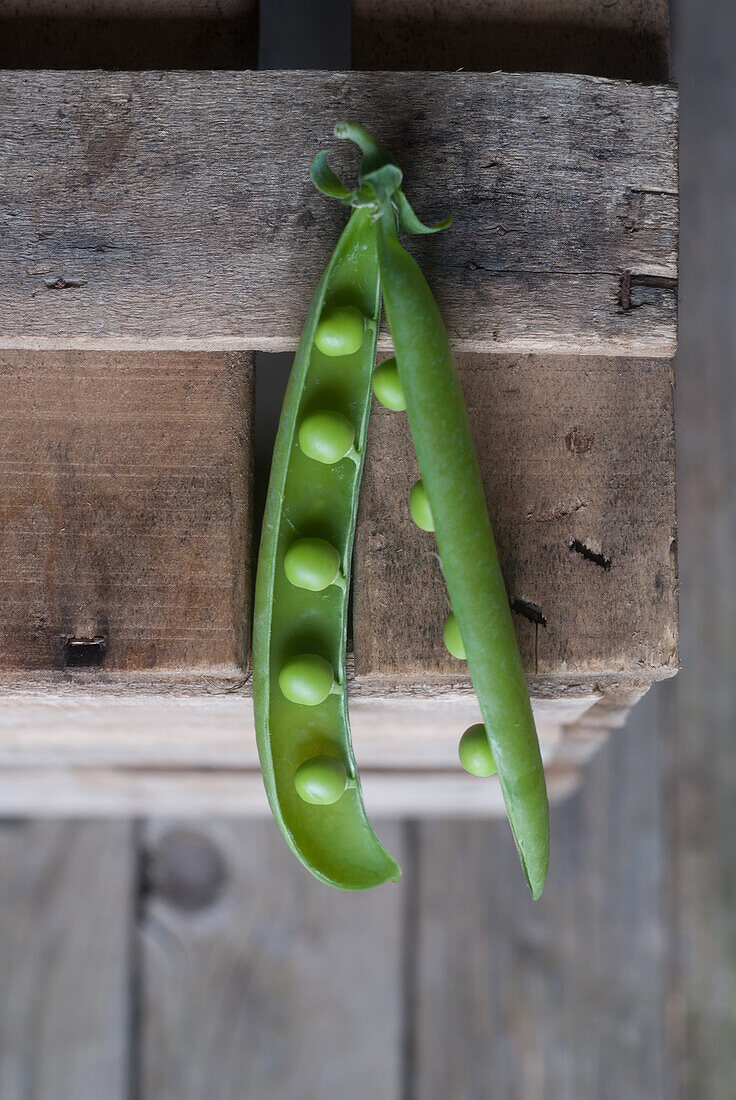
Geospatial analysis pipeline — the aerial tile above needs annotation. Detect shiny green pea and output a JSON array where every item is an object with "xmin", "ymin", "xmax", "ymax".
[
  {"xmin": 295, "ymin": 756, "xmax": 348, "ymax": 805},
  {"xmin": 372, "ymin": 357, "xmax": 406, "ymax": 411},
  {"xmin": 278, "ymin": 654, "xmax": 335, "ymax": 706},
  {"xmin": 314, "ymin": 304, "xmax": 365, "ymax": 356},
  {"xmin": 298, "ymin": 410, "xmax": 356, "ymax": 465},
  {"xmin": 443, "ymin": 611, "xmax": 466, "ymax": 660},
  {"xmin": 409, "ymin": 479, "xmax": 435, "ymax": 532},
  {"xmin": 284, "ymin": 538, "xmax": 343, "ymax": 592},
  {"xmin": 459, "ymin": 723, "xmax": 497, "ymax": 777}
]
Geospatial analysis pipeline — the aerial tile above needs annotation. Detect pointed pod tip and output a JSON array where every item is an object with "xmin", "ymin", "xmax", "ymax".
[
  {"xmin": 524, "ymin": 860, "xmax": 547, "ymax": 901},
  {"xmin": 517, "ymin": 840, "xmax": 548, "ymax": 901}
]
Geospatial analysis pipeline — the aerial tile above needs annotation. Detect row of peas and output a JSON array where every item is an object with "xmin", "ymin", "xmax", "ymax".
[
  {"xmin": 277, "ymin": 306, "xmax": 365, "ymax": 807},
  {"xmin": 253, "ymin": 122, "xmax": 548, "ymax": 896},
  {"xmin": 373, "ymin": 357, "xmax": 497, "ymax": 783},
  {"xmin": 253, "ymin": 206, "xmax": 401, "ymax": 890},
  {"xmin": 279, "ymin": 302, "xmax": 495, "ymax": 808}
]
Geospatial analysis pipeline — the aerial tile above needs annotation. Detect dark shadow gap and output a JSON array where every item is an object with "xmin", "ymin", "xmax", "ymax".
[
  {"xmin": 352, "ymin": 18, "xmax": 668, "ymax": 84},
  {"xmin": 63, "ymin": 636, "xmax": 106, "ymax": 669},
  {"xmin": 0, "ymin": 15, "xmax": 258, "ymax": 69}
]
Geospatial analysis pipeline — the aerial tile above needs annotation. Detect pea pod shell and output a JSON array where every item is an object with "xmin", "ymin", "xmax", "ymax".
[
  {"xmin": 253, "ymin": 210, "xmax": 400, "ymax": 890},
  {"xmin": 376, "ymin": 216, "xmax": 549, "ymax": 898}
]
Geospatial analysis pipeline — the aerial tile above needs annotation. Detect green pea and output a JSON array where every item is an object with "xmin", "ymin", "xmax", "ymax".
[
  {"xmin": 409, "ymin": 479, "xmax": 435, "ymax": 532},
  {"xmin": 314, "ymin": 304, "xmax": 365, "ymax": 357},
  {"xmin": 278, "ymin": 654, "xmax": 335, "ymax": 706},
  {"xmin": 443, "ymin": 611, "xmax": 466, "ymax": 660},
  {"xmin": 459, "ymin": 723, "xmax": 497, "ymax": 777},
  {"xmin": 298, "ymin": 410, "xmax": 356, "ymax": 465},
  {"xmin": 372, "ymin": 357, "xmax": 406, "ymax": 411},
  {"xmin": 295, "ymin": 756, "xmax": 348, "ymax": 805},
  {"xmin": 284, "ymin": 538, "xmax": 343, "ymax": 592}
]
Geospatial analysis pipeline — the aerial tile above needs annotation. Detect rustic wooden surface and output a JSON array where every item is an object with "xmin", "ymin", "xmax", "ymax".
[
  {"xmin": 0, "ymin": 688, "xmax": 594, "ymax": 759},
  {"xmin": 355, "ymin": 353, "xmax": 677, "ymax": 691},
  {"xmin": 137, "ymin": 820, "xmax": 405, "ymax": 1099},
  {"xmin": 0, "ymin": 686, "xmax": 586, "ymax": 817},
  {"xmin": 0, "ymin": 761, "xmax": 580, "ymax": 817},
  {"xmin": 0, "ymin": 350, "xmax": 253, "ymax": 673},
  {"xmin": 0, "ymin": 70, "xmax": 676, "ymax": 356},
  {"xmin": 4, "ymin": 0, "xmax": 734, "ymax": 1097},
  {"xmin": 409, "ymin": 689, "xmax": 672, "ymax": 1100},
  {"xmin": 353, "ymin": 0, "xmax": 668, "ymax": 82},
  {"xmin": 0, "ymin": 821, "xmax": 134, "ymax": 1099},
  {"xmin": 0, "ymin": 353, "xmax": 677, "ymax": 690},
  {"xmin": 665, "ymin": 0, "xmax": 736, "ymax": 1089}
]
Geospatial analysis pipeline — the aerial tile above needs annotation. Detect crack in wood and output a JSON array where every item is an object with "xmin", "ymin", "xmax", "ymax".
[
  {"xmin": 510, "ymin": 597, "xmax": 547, "ymax": 627},
  {"xmin": 569, "ymin": 539, "xmax": 612, "ymax": 570}
]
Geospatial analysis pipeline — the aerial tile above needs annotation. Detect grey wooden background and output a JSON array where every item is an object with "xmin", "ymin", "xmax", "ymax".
[{"xmin": 0, "ymin": 0, "xmax": 734, "ymax": 1097}]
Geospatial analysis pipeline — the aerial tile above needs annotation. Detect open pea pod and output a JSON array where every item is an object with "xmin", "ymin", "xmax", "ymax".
[
  {"xmin": 253, "ymin": 201, "xmax": 400, "ymax": 890},
  {"xmin": 326, "ymin": 123, "xmax": 550, "ymax": 899}
]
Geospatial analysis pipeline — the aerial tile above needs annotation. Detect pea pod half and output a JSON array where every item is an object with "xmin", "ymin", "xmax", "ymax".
[
  {"xmin": 324, "ymin": 123, "xmax": 550, "ymax": 899},
  {"xmin": 253, "ymin": 190, "xmax": 400, "ymax": 889}
]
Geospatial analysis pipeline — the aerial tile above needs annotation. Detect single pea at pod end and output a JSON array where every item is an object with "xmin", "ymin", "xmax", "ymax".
[
  {"xmin": 443, "ymin": 611, "xmax": 466, "ymax": 660},
  {"xmin": 298, "ymin": 410, "xmax": 357, "ymax": 465},
  {"xmin": 409, "ymin": 479, "xmax": 435, "ymax": 532},
  {"xmin": 278, "ymin": 654, "xmax": 335, "ymax": 707},
  {"xmin": 459, "ymin": 723, "xmax": 497, "ymax": 777},
  {"xmin": 372, "ymin": 357, "xmax": 407, "ymax": 411},
  {"xmin": 314, "ymin": 304, "xmax": 365, "ymax": 357},
  {"xmin": 284, "ymin": 537, "xmax": 343, "ymax": 592},
  {"xmin": 295, "ymin": 756, "xmax": 348, "ymax": 805}
]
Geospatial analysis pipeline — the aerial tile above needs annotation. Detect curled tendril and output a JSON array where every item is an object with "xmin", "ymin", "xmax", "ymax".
[{"xmin": 309, "ymin": 121, "xmax": 452, "ymax": 236}]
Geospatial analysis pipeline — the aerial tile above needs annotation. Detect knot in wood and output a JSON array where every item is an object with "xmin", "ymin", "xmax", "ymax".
[{"xmin": 146, "ymin": 829, "xmax": 226, "ymax": 913}]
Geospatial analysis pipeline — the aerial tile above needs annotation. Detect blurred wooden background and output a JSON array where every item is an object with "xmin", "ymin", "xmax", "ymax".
[{"xmin": 0, "ymin": 0, "xmax": 734, "ymax": 1097}]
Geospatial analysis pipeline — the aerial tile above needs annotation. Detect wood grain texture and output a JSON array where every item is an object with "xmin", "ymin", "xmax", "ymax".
[
  {"xmin": 0, "ymin": 687, "xmax": 587, "ymax": 816},
  {"xmin": 353, "ymin": 0, "xmax": 668, "ymax": 82},
  {"xmin": 664, "ymin": 0, "xmax": 736, "ymax": 1090},
  {"xmin": 0, "ymin": 821, "xmax": 134, "ymax": 1100},
  {"xmin": 355, "ymin": 354, "xmax": 678, "ymax": 688},
  {"xmin": 0, "ymin": 70, "xmax": 676, "ymax": 356},
  {"xmin": 0, "ymin": 763, "xmax": 580, "ymax": 817},
  {"xmin": 0, "ymin": 691, "xmax": 583, "ymax": 767},
  {"xmin": 138, "ymin": 820, "xmax": 405, "ymax": 1100},
  {"xmin": 408, "ymin": 687, "xmax": 671, "ymax": 1100},
  {"xmin": 0, "ymin": 349, "xmax": 252, "ymax": 673}
]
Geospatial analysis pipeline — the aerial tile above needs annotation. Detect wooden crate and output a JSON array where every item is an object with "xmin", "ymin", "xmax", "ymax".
[{"xmin": 0, "ymin": 0, "xmax": 677, "ymax": 814}]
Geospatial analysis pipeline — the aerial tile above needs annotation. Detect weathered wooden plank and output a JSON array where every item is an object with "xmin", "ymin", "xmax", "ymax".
[
  {"xmin": 0, "ymin": 690, "xmax": 586, "ymax": 768},
  {"xmin": 0, "ymin": 764, "xmax": 584, "ymax": 817},
  {"xmin": 0, "ymin": 820, "xmax": 134, "ymax": 1100},
  {"xmin": 138, "ymin": 820, "xmax": 405, "ymax": 1099},
  {"xmin": 0, "ymin": 70, "xmax": 676, "ymax": 356},
  {"xmin": 355, "ymin": 354, "xmax": 678, "ymax": 687},
  {"xmin": 409, "ymin": 686, "xmax": 671, "ymax": 1100},
  {"xmin": 663, "ymin": 0, "xmax": 736, "ymax": 1090},
  {"xmin": 0, "ymin": 349, "xmax": 253, "ymax": 673},
  {"xmin": 0, "ymin": 686, "xmax": 588, "ymax": 815}
]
